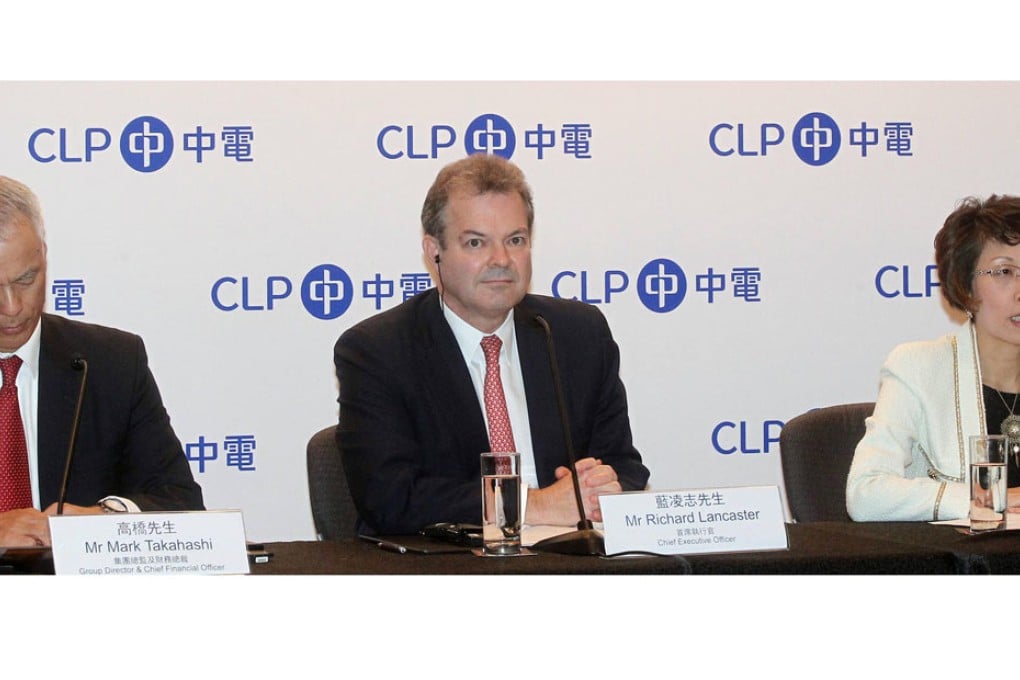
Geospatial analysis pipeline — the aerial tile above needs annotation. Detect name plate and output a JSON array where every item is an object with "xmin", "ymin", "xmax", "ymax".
[
  {"xmin": 49, "ymin": 510, "xmax": 250, "ymax": 575},
  {"xmin": 600, "ymin": 485, "xmax": 788, "ymax": 556}
]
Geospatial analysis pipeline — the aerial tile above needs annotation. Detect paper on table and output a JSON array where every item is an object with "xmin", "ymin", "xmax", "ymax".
[{"xmin": 933, "ymin": 513, "xmax": 1020, "ymax": 529}]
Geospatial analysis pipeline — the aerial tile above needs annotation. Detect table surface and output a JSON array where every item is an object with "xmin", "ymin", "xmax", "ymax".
[
  {"xmin": 249, "ymin": 522, "xmax": 1020, "ymax": 575},
  {"xmin": 8, "ymin": 521, "xmax": 1020, "ymax": 575}
]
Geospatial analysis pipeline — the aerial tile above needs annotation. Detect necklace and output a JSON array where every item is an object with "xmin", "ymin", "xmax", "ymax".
[{"xmin": 994, "ymin": 388, "xmax": 1020, "ymax": 464}]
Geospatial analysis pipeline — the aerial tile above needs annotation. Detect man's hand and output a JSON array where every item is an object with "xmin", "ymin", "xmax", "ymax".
[
  {"xmin": 42, "ymin": 503, "xmax": 105, "ymax": 517},
  {"xmin": 1007, "ymin": 487, "xmax": 1020, "ymax": 512},
  {"xmin": 0, "ymin": 508, "xmax": 51, "ymax": 547},
  {"xmin": 0, "ymin": 503, "xmax": 107, "ymax": 547},
  {"xmin": 526, "ymin": 457, "xmax": 622, "ymax": 525}
]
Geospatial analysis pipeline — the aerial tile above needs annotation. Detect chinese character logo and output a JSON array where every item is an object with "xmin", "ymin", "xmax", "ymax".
[
  {"xmin": 222, "ymin": 126, "xmax": 254, "ymax": 162},
  {"xmin": 731, "ymin": 267, "xmax": 762, "ymax": 302},
  {"xmin": 637, "ymin": 259, "xmax": 687, "ymax": 313},
  {"xmin": 51, "ymin": 278, "xmax": 85, "ymax": 316},
  {"xmin": 119, "ymin": 116, "xmax": 174, "ymax": 173},
  {"xmin": 792, "ymin": 112, "xmax": 841, "ymax": 166},
  {"xmin": 301, "ymin": 264, "xmax": 354, "ymax": 320},
  {"xmin": 185, "ymin": 435, "xmax": 217, "ymax": 473},
  {"xmin": 224, "ymin": 434, "xmax": 256, "ymax": 471},
  {"xmin": 464, "ymin": 114, "xmax": 516, "ymax": 159}
]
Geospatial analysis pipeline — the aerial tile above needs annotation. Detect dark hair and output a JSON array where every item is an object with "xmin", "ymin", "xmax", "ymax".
[
  {"xmin": 421, "ymin": 154, "xmax": 534, "ymax": 246},
  {"xmin": 935, "ymin": 194, "xmax": 1020, "ymax": 312}
]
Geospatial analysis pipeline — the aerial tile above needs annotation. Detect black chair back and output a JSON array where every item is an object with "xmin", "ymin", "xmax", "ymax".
[
  {"xmin": 779, "ymin": 402, "xmax": 875, "ymax": 522},
  {"xmin": 306, "ymin": 425, "xmax": 359, "ymax": 540}
]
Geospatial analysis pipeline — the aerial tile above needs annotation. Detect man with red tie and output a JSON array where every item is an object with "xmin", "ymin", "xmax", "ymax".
[
  {"xmin": 335, "ymin": 154, "xmax": 649, "ymax": 535},
  {"xmin": 0, "ymin": 176, "xmax": 203, "ymax": 547}
]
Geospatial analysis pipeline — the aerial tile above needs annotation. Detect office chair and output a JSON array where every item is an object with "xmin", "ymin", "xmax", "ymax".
[
  {"xmin": 779, "ymin": 402, "xmax": 875, "ymax": 522},
  {"xmin": 306, "ymin": 424, "xmax": 359, "ymax": 540}
]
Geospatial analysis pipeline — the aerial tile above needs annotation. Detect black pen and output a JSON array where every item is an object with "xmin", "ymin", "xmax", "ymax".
[{"xmin": 375, "ymin": 539, "xmax": 408, "ymax": 554}]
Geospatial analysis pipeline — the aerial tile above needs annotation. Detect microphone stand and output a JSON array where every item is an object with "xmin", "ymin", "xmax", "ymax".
[
  {"xmin": 57, "ymin": 356, "xmax": 88, "ymax": 515},
  {"xmin": 529, "ymin": 315, "xmax": 605, "ymax": 556}
]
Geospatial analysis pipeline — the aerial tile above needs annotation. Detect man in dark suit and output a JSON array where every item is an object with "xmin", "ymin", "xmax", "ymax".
[
  {"xmin": 335, "ymin": 155, "xmax": 648, "ymax": 535},
  {"xmin": 0, "ymin": 176, "xmax": 203, "ymax": 547}
]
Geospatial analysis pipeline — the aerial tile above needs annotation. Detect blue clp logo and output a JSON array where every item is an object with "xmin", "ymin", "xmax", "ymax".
[
  {"xmin": 301, "ymin": 265, "xmax": 353, "ymax": 320},
  {"xmin": 792, "ymin": 112, "xmax": 840, "ymax": 166},
  {"xmin": 637, "ymin": 258, "xmax": 687, "ymax": 313},
  {"xmin": 465, "ymin": 114, "xmax": 516, "ymax": 158},
  {"xmin": 120, "ymin": 116, "xmax": 174, "ymax": 172}
]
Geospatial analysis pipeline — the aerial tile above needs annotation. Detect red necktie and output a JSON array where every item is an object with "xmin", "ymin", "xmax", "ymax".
[
  {"xmin": 481, "ymin": 335, "xmax": 516, "ymax": 456},
  {"xmin": 0, "ymin": 356, "xmax": 31, "ymax": 512}
]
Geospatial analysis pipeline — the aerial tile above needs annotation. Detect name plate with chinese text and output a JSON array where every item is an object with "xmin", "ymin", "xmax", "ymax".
[
  {"xmin": 600, "ymin": 486, "xmax": 788, "ymax": 556},
  {"xmin": 49, "ymin": 510, "xmax": 250, "ymax": 575}
]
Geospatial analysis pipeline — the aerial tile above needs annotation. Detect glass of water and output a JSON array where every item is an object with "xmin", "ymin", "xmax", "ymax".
[
  {"xmin": 480, "ymin": 452, "xmax": 521, "ymax": 555},
  {"xmin": 970, "ymin": 435, "xmax": 1007, "ymax": 532}
]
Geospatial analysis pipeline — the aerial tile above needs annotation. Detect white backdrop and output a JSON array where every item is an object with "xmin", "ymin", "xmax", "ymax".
[{"xmin": 2, "ymin": 81, "xmax": 1011, "ymax": 541}]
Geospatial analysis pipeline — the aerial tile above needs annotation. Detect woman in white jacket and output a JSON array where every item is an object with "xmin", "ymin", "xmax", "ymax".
[{"xmin": 847, "ymin": 195, "xmax": 1020, "ymax": 521}]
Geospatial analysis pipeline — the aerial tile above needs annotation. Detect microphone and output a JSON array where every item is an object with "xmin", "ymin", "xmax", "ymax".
[
  {"xmin": 529, "ymin": 314, "xmax": 605, "ymax": 556},
  {"xmin": 433, "ymin": 253, "xmax": 446, "ymax": 310},
  {"xmin": 56, "ymin": 355, "xmax": 88, "ymax": 515}
]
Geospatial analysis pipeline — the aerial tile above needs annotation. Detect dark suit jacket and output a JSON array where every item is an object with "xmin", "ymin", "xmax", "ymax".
[
  {"xmin": 36, "ymin": 314, "xmax": 203, "ymax": 510},
  {"xmin": 334, "ymin": 290, "xmax": 648, "ymax": 534}
]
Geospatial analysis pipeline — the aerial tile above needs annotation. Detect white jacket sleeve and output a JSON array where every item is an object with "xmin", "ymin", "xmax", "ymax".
[{"xmin": 846, "ymin": 343, "xmax": 970, "ymax": 521}]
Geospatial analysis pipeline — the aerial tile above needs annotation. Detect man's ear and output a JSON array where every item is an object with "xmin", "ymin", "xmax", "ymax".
[{"xmin": 423, "ymin": 235, "xmax": 441, "ymax": 265}]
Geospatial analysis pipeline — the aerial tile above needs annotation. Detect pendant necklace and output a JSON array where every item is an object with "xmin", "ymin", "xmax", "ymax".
[{"xmin": 995, "ymin": 388, "xmax": 1020, "ymax": 465}]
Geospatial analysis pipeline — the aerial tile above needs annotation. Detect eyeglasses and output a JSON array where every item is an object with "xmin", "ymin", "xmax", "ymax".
[{"xmin": 974, "ymin": 264, "xmax": 1020, "ymax": 282}]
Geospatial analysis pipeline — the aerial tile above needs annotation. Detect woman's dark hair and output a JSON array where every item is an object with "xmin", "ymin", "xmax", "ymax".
[{"xmin": 935, "ymin": 195, "xmax": 1020, "ymax": 312}]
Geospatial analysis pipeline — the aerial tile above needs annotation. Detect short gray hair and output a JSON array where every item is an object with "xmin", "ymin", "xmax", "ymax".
[{"xmin": 0, "ymin": 176, "xmax": 45, "ymax": 240}]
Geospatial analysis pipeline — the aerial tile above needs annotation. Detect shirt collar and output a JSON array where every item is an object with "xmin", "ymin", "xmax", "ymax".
[
  {"xmin": 0, "ymin": 317, "xmax": 41, "ymax": 380},
  {"xmin": 442, "ymin": 302, "xmax": 516, "ymax": 362}
]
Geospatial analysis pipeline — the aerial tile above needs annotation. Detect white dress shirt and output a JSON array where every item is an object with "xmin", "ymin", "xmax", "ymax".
[{"xmin": 442, "ymin": 304, "xmax": 539, "ymax": 490}]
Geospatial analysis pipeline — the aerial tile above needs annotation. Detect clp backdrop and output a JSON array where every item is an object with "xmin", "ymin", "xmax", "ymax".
[{"xmin": 1, "ymin": 81, "xmax": 1005, "ymax": 540}]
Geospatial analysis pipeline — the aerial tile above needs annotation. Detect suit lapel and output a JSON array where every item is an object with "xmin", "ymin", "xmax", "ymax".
[
  {"xmin": 36, "ymin": 315, "xmax": 81, "ymax": 506},
  {"xmin": 415, "ymin": 294, "xmax": 490, "ymax": 458}
]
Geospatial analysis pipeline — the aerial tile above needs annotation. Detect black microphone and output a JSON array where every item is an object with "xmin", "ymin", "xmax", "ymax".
[
  {"xmin": 434, "ymin": 253, "xmax": 446, "ymax": 308},
  {"xmin": 529, "ymin": 314, "xmax": 606, "ymax": 556},
  {"xmin": 56, "ymin": 355, "xmax": 88, "ymax": 515}
]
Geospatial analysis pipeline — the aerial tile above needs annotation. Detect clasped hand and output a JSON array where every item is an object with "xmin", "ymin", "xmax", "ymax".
[
  {"xmin": 526, "ymin": 457, "xmax": 621, "ymax": 526},
  {"xmin": 0, "ymin": 503, "xmax": 104, "ymax": 547}
]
